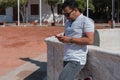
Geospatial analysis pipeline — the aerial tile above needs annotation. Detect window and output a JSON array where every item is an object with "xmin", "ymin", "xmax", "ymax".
[
  {"xmin": 31, "ymin": 4, "xmax": 39, "ymax": 15},
  {"xmin": 0, "ymin": 8, "xmax": 6, "ymax": 15}
]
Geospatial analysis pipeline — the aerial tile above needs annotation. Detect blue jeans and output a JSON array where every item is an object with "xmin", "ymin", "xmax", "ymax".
[{"xmin": 58, "ymin": 61, "xmax": 84, "ymax": 80}]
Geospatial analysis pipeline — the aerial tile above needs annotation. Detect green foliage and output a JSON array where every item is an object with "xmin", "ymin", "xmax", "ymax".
[
  {"xmin": 45, "ymin": 0, "xmax": 61, "ymax": 4},
  {"xmin": 93, "ymin": 0, "xmax": 111, "ymax": 10},
  {"xmin": 76, "ymin": 0, "xmax": 95, "ymax": 12},
  {"xmin": 0, "ymin": 0, "xmax": 28, "ymax": 23},
  {"xmin": 0, "ymin": 0, "xmax": 28, "ymax": 8},
  {"xmin": 45, "ymin": 0, "xmax": 95, "ymax": 12}
]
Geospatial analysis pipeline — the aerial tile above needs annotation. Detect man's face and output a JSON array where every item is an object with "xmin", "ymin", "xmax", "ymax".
[{"xmin": 63, "ymin": 6, "xmax": 75, "ymax": 21}]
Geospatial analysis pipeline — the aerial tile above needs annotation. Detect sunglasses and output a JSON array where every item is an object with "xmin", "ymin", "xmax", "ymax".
[{"xmin": 63, "ymin": 9, "xmax": 74, "ymax": 17}]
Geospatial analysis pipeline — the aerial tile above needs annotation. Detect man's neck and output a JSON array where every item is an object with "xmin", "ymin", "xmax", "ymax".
[{"xmin": 76, "ymin": 12, "xmax": 81, "ymax": 18}]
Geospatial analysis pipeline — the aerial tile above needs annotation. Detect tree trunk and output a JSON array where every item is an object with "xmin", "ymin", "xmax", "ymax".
[
  {"xmin": 51, "ymin": 4, "xmax": 55, "ymax": 26},
  {"xmin": 20, "ymin": 7, "xmax": 24, "ymax": 23},
  {"xmin": 20, "ymin": 5, "xmax": 27, "ymax": 24}
]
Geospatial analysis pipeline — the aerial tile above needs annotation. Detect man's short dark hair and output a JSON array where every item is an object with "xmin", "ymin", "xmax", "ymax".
[{"xmin": 62, "ymin": 0, "xmax": 79, "ymax": 10}]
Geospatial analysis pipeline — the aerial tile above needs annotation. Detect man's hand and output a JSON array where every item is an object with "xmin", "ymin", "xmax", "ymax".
[{"xmin": 55, "ymin": 34, "xmax": 70, "ymax": 43}]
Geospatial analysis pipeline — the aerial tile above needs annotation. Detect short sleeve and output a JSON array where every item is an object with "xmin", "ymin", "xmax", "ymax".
[{"xmin": 83, "ymin": 18, "xmax": 94, "ymax": 33}]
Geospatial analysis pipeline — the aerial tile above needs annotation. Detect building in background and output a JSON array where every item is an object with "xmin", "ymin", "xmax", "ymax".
[{"xmin": 0, "ymin": 0, "xmax": 61, "ymax": 23}]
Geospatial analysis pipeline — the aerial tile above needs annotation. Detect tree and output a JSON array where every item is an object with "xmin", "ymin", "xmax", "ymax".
[
  {"xmin": 92, "ymin": 0, "xmax": 112, "ymax": 21},
  {"xmin": 76, "ymin": 0, "xmax": 95, "ymax": 12},
  {"xmin": 76, "ymin": 0, "xmax": 95, "ymax": 18},
  {"xmin": 45, "ymin": 0, "xmax": 61, "ymax": 26},
  {"xmin": 45, "ymin": 0, "xmax": 95, "ymax": 25},
  {"xmin": 93, "ymin": 0, "xmax": 111, "ymax": 11},
  {"xmin": 0, "ymin": 0, "xmax": 28, "ymax": 23}
]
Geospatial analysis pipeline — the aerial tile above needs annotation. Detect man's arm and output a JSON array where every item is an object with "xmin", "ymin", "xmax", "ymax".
[
  {"xmin": 55, "ymin": 32, "xmax": 94, "ymax": 45},
  {"xmin": 71, "ymin": 32, "xmax": 94, "ymax": 45}
]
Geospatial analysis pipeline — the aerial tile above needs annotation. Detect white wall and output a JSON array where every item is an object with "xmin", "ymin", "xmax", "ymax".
[
  {"xmin": 45, "ymin": 29, "xmax": 120, "ymax": 80},
  {"xmin": 94, "ymin": 29, "xmax": 120, "ymax": 50},
  {"xmin": 27, "ymin": 0, "xmax": 58, "ymax": 22},
  {"xmin": 0, "ymin": 0, "xmax": 58, "ymax": 22}
]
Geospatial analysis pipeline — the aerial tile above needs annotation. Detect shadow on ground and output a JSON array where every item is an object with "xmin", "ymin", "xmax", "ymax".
[{"xmin": 19, "ymin": 58, "xmax": 47, "ymax": 80}]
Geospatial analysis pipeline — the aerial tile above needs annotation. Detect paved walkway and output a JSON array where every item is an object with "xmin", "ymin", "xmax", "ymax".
[{"xmin": 0, "ymin": 53, "xmax": 47, "ymax": 80}]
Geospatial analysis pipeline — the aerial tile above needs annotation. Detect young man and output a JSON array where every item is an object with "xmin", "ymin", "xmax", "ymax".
[{"xmin": 55, "ymin": 0, "xmax": 94, "ymax": 80}]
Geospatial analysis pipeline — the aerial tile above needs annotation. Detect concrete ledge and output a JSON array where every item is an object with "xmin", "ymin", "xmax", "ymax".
[
  {"xmin": 45, "ymin": 29, "xmax": 120, "ymax": 80},
  {"xmin": 79, "ymin": 46, "xmax": 120, "ymax": 80},
  {"xmin": 88, "ymin": 45, "xmax": 120, "ymax": 56},
  {"xmin": 0, "ymin": 53, "xmax": 47, "ymax": 80}
]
